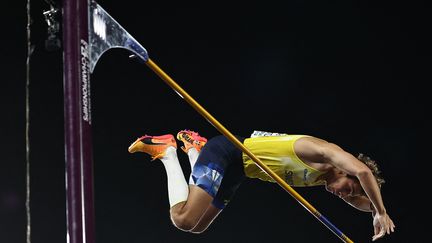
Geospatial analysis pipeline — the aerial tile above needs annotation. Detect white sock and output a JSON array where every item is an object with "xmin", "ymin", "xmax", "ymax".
[
  {"xmin": 187, "ymin": 148, "xmax": 199, "ymax": 184},
  {"xmin": 160, "ymin": 146, "xmax": 189, "ymax": 207}
]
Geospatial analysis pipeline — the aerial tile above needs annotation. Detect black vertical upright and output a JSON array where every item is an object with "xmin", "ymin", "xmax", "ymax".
[{"xmin": 62, "ymin": 0, "xmax": 95, "ymax": 242}]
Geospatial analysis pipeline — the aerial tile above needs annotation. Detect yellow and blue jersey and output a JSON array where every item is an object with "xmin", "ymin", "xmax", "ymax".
[{"xmin": 242, "ymin": 134, "xmax": 326, "ymax": 187}]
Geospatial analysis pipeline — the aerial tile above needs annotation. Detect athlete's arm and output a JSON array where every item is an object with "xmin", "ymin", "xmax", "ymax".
[
  {"xmin": 342, "ymin": 195, "xmax": 373, "ymax": 212},
  {"xmin": 322, "ymin": 146, "xmax": 384, "ymax": 212},
  {"xmin": 322, "ymin": 145, "xmax": 395, "ymax": 241}
]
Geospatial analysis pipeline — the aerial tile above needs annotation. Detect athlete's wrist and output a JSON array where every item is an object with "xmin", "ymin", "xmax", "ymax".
[{"xmin": 370, "ymin": 202, "xmax": 376, "ymax": 216}]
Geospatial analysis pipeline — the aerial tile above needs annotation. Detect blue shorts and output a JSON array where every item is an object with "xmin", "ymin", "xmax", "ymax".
[{"xmin": 190, "ymin": 135, "xmax": 245, "ymax": 209}]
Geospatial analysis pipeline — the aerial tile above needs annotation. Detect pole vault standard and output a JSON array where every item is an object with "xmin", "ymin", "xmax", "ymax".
[
  {"xmin": 63, "ymin": 1, "xmax": 354, "ymax": 242},
  {"xmin": 63, "ymin": 0, "xmax": 94, "ymax": 243}
]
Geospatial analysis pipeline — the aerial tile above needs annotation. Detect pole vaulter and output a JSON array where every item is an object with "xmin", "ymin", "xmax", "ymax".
[{"xmin": 62, "ymin": 1, "xmax": 354, "ymax": 242}]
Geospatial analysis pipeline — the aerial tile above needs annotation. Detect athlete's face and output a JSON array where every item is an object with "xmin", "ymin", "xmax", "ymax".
[{"xmin": 325, "ymin": 176, "xmax": 364, "ymax": 198}]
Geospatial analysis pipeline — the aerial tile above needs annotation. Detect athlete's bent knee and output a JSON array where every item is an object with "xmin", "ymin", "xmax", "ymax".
[
  {"xmin": 170, "ymin": 214, "xmax": 197, "ymax": 232},
  {"xmin": 190, "ymin": 228, "xmax": 207, "ymax": 234}
]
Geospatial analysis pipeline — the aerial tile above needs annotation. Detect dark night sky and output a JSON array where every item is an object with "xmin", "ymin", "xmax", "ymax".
[{"xmin": 1, "ymin": 0, "xmax": 430, "ymax": 243}]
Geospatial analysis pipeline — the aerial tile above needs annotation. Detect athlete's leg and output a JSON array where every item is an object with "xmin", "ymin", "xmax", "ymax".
[
  {"xmin": 128, "ymin": 134, "xmax": 213, "ymax": 232},
  {"xmin": 186, "ymin": 148, "xmax": 199, "ymax": 184},
  {"xmin": 190, "ymin": 204, "xmax": 222, "ymax": 233},
  {"xmin": 169, "ymin": 185, "xmax": 214, "ymax": 232},
  {"xmin": 180, "ymin": 142, "xmax": 223, "ymax": 232},
  {"xmin": 129, "ymin": 133, "xmax": 241, "ymax": 233},
  {"xmin": 182, "ymin": 133, "xmax": 245, "ymax": 233},
  {"xmin": 177, "ymin": 130, "xmax": 207, "ymax": 183},
  {"xmin": 151, "ymin": 145, "xmax": 213, "ymax": 232},
  {"xmin": 181, "ymin": 144, "xmax": 222, "ymax": 233},
  {"xmin": 159, "ymin": 146, "xmax": 189, "ymax": 207},
  {"xmin": 172, "ymin": 130, "xmax": 223, "ymax": 232}
]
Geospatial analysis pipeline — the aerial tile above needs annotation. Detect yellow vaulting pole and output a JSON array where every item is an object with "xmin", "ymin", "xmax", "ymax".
[{"xmin": 145, "ymin": 58, "xmax": 354, "ymax": 243}]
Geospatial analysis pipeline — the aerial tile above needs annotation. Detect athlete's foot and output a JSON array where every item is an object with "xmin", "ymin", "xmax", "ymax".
[
  {"xmin": 176, "ymin": 130, "xmax": 207, "ymax": 153},
  {"xmin": 128, "ymin": 134, "xmax": 177, "ymax": 160}
]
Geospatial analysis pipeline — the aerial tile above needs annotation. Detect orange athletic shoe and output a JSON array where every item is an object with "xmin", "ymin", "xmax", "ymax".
[
  {"xmin": 176, "ymin": 130, "xmax": 207, "ymax": 153},
  {"xmin": 128, "ymin": 134, "xmax": 177, "ymax": 160}
]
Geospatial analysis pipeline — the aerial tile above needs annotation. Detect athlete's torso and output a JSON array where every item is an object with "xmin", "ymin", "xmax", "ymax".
[{"xmin": 242, "ymin": 133, "xmax": 326, "ymax": 187}]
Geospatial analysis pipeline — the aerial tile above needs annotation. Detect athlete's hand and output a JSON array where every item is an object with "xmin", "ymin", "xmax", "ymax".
[{"xmin": 372, "ymin": 212, "xmax": 395, "ymax": 241}]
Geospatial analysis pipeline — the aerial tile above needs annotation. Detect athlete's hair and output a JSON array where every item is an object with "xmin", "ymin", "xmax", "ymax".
[{"xmin": 357, "ymin": 153, "xmax": 385, "ymax": 188}]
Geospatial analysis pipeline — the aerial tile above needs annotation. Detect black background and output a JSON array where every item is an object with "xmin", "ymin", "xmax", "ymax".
[{"xmin": 1, "ymin": 0, "xmax": 430, "ymax": 242}]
